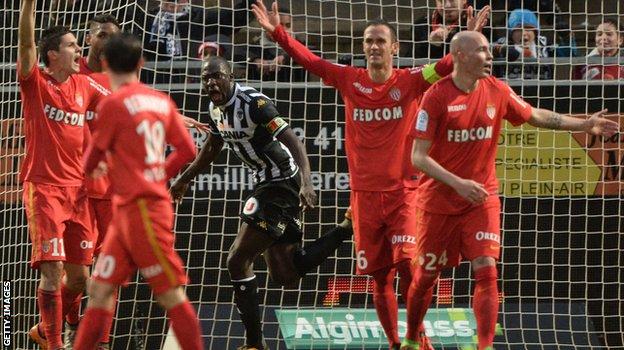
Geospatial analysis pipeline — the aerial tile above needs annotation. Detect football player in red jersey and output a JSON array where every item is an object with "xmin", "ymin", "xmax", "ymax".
[
  {"xmin": 403, "ymin": 31, "xmax": 619, "ymax": 350},
  {"xmin": 253, "ymin": 2, "xmax": 489, "ymax": 349},
  {"xmin": 74, "ymin": 32, "xmax": 202, "ymax": 350},
  {"xmin": 18, "ymin": 1, "xmax": 110, "ymax": 348}
]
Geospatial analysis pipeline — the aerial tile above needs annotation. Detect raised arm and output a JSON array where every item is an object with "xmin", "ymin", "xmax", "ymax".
[
  {"xmin": 276, "ymin": 128, "xmax": 317, "ymax": 210},
  {"xmin": 528, "ymin": 108, "xmax": 619, "ymax": 136},
  {"xmin": 411, "ymin": 138, "xmax": 488, "ymax": 204},
  {"xmin": 169, "ymin": 133, "xmax": 224, "ymax": 203},
  {"xmin": 251, "ymin": 0, "xmax": 343, "ymax": 82},
  {"xmin": 18, "ymin": 0, "xmax": 37, "ymax": 78}
]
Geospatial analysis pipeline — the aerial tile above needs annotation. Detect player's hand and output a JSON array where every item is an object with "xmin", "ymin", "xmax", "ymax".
[
  {"xmin": 299, "ymin": 183, "xmax": 317, "ymax": 211},
  {"xmin": 466, "ymin": 5, "xmax": 490, "ymax": 32},
  {"xmin": 181, "ymin": 116, "xmax": 210, "ymax": 133},
  {"xmin": 429, "ymin": 27, "xmax": 450, "ymax": 45},
  {"xmin": 170, "ymin": 179, "xmax": 189, "ymax": 204},
  {"xmin": 251, "ymin": 0, "xmax": 281, "ymax": 36},
  {"xmin": 454, "ymin": 178, "xmax": 488, "ymax": 204},
  {"xmin": 90, "ymin": 161, "xmax": 108, "ymax": 179},
  {"xmin": 583, "ymin": 109, "xmax": 620, "ymax": 137}
]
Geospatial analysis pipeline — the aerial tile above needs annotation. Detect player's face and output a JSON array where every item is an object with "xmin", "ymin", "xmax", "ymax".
[
  {"xmin": 464, "ymin": 36, "xmax": 492, "ymax": 79},
  {"xmin": 201, "ymin": 62, "xmax": 232, "ymax": 106},
  {"xmin": 51, "ymin": 33, "xmax": 82, "ymax": 74},
  {"xmin": 87, "ymin": 22, "xmax": 120, "ymax": 63},
  {"xmin": 596, "ymin": 22, "xmax": 622, "ymax": 56},
  {"xmin": 363, "ymin": 25, "xmax": 398, "ymax": 69}
]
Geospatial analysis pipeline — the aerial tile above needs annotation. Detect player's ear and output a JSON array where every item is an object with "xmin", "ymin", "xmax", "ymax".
[
  {"xmin": 136, "ymin": 57, "xmax": 145, "ymax": 71},
  {"xmin": 85, "ymin": 33, "xmax": 92, "ymax": 46},
  {"xmin": 391, "ymin": 41, "xmax": 400, "ymax": 55}
]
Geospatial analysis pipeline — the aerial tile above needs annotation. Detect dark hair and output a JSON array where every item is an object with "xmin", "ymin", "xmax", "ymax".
[
  {"xmin": 38, "ymin": 26, "xmax": 72, "ymax": 67},
  {"xmin": 365, "ymin": 18, "xmax": 398, "ymax": 42},
  {"xmin": 89, "ymin": 14, "xmax": 121, "ymax": 30},
  {"xmin": 103, "ymin": 32, "xmax": 143, "ymax": 73},
  {"xmin": 600, "ymin": 17, "xmax": 624, "ymax": 35},
  {"xmin": 206, "ymin": 55, "xmax": 232, "ymax": 73}
]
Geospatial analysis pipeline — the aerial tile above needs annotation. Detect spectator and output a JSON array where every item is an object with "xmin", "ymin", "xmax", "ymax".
[
  {"xmin": 412, "ymin": 0, "xmax": 470, "ymax": 59},
  {"xmin": 574, "ymin": 18, "xmax": 623, "ymax": 80},
  {"xmin": 198, "ymin": 41, "xmax": 222, "ymax": 61},
  {"xmin": 245, "ymin": 6, "xmax": 305, "ymax": 81},
  {"xmin": 492, "ymin": 9, "xmax": 554, "ymax": 79},
  {"xmin": 138, "ymin": 0, "xmax": 254, "ymax": 61}
]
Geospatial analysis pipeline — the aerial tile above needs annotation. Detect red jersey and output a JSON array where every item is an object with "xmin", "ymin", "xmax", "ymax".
[
  {"xmin": 272, "ymin": 25, "xmax": 453, "ymax": 191},
  {"xmin": 410, "ymin": 76, "xmax": 532, "ymax": 214},
  {"xmin": 78, "ymin": 57, "xmax": 113, "ymax": 199},
  {"xmin": 578, "ymin": 64, "xmax": 624, "ymax": 80},
  {"xmin": 88, "ymin": 82, "xmax": 196, "ymax": 205},
  {"xmin": 18, "ymin": 63, "xmax": 107, "ymax": 186}
]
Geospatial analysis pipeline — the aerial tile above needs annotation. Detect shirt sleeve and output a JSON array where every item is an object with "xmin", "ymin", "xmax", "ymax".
[
  {"xmin": 92, "ymin": 98, "xmax": 120, "ymax": 151},
  {"xmin": 408, "ymin": 53, "xmax": 453, "ymax": 94},
  {"xmin": 501, "ymin": 82, "xmax": 532, "ymax": 126},
  {"xmin": 410, "ymin": 87, "xmax": 445, "ymax": 141},
  {"xmin": 84, "ymin": 75, "xmax": 110, "ymax": 112},
  {"xmin": 248, "ymin": 95, "xmax": 289, "ymax": 137},
  {"xmin": 272, "ymin": 24, "xmax": 348, "ymax": 88}
]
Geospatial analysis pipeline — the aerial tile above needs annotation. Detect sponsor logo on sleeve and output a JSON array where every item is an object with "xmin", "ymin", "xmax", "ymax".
[
  {"xmin": 257, "ymin": 99, "xmax": 267, "ymax": 108},
  {"xmin": 416, "ymin": 110, "xmax": 429, "ymax": 131}
]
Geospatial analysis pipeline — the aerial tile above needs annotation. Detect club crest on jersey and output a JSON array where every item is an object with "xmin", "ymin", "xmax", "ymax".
[
  {"xmin": 486, "ymin": 105, "xmax": 496, "ymax": 119},
  {"xmin": 389, "ymin": 88, "xmax": 401, "ymax": 101},
  {"xmin": 257, "ymin": 99, "xmax": 267, "ymax": 108},
  {"xmin": 236, "ymin": 110, "xmax": 245, "ymax": 120},
  {"xmin": 75, "ymin": 93, "xmax": 84, "ymax": 107},
  {"xmin": 243, "ymin": 197, "xmax": 259, "ymax": 215}
]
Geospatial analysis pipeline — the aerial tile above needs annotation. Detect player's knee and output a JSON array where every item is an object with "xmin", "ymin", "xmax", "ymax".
[
  {"xmin": 268, "ymin": 269, "xmax": 298, "ymax": 287},
  {"xmin": 156, "ymin": 287, "xmax": 187, "ymax": 310},
  {"xmin": 471, "ymin": 256, "xmax": 496, "ymax": 272},
  {"xmin": 413, "ymin": 267, "xmax": 439, "ymax": 290},
  {"xmin": 65, "ymin": 270, "xmax": 89, "ymax": 292},
  {"xmin": 39, "ymin": 261, "xmax": 64, "ymax": 289},
  {"xmin": 86, "ymin": 280, "xmax": 115, "ymax": 309},
  {"xmin": 371, "ymin": 267, "xmax": 394, "ymax": 290},
  {"xmin": 226, "ymin": 249, "xmax": 252, "ymax": 277}
]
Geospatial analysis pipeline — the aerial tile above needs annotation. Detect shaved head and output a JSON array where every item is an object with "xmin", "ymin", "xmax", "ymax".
[
  {"xmin": 450, "ymin": 31, "xmax": 493, "ymax": 84},
  {"xmin": 450, "ymin": 31, "xmax": 488, "ymax": 56}
]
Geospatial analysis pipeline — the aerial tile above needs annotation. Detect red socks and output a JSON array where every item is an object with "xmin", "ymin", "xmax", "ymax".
[
  {"xmin": 61, "ymin": 282, "xmax": 82, "ymax": 321},
  {"xmin": 371, "ymin": 268, "xmax": 400, "ymax": 346},
  {"xmin": 473, "ymin": 266, "xmax": 499, "ymax": 350},
  {"xmin": 38, "ymin": 289, "xmax": 63, "ymax": 348},
  {"xmin": 168, "ymin": 301, "xmax": 203, "ymax": 350},
  {"xmin": 405, "ymin": 268, "xmax": 438, "ymax": 340},
  {"xmin": 73, "ymin": 307, "xmax": 113, "ymax": 350}
]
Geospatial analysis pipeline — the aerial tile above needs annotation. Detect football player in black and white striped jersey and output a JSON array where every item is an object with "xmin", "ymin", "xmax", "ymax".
[{"xmin": 171, "ymin": 56, "xmax": 352, "ymax": 350}]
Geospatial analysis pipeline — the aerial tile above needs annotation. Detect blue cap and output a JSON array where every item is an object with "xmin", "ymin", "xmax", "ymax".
[{"xmin": 508, "ymin": 9, "xmax": 539, "ymax": 31}]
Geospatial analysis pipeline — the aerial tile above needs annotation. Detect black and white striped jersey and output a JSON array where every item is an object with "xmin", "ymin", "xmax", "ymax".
[{"xmin": 207, "ymin": 83, "xmax": 299, "ymax": 184}]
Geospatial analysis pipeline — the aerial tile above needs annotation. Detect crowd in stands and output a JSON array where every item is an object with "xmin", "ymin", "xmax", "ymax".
[{"xmin": 4, "ymin": 0, "xmax": 623, "ymax": 82}]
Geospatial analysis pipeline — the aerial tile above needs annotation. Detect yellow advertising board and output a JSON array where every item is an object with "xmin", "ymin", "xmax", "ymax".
[{"xmin": 496, "ymin": 116, "xmax": 622, "ymax": 196}]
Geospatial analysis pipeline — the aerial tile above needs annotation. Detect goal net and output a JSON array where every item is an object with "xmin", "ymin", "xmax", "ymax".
[{"xmin": 1, "ymin": 0, "xmax": 622, "ymax": 349}]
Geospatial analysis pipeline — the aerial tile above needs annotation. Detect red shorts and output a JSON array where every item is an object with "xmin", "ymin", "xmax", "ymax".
[
  {"xmin": 23, "ymin": 182, "xmax": 96, "ymax": 268},
  {"xmin": 415, "ymin": 196, "xmax": 501, "ymax": 272},
  {"xmin": 89, "ymin": 197, "xmax": 113, "ymax": 256},
  {"xmin": 351, "ymin": 188, "xmax": 418, "ymax": 275},
  {"xmin": 92, "ymin": 198, "xmax": 188, "ymax": 295}
]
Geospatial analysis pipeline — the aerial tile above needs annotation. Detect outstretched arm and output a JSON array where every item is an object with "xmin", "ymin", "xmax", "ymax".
[
  {"xmin": 411, "ymin": 138, "xmax": 488, "ymax": 204},
  {"xmin": 169, "ymin": 134, "xmax": 224, "ymax": 203},
  {"xmin": 528, "ymin": 108, "xmax": 619, "ymax": 136},
  {"xmin": 18, "ymin": 0, "xmax": 37, "ymax": 78},
  {"xmin": 251, "ymin": 0, "xmax": 343, "ymax": 83},
  {"xmin": 277, "ymin": 127, "xmax": 317, "ymax": 210}
]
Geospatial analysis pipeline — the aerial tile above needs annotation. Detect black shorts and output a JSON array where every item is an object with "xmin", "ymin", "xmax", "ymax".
[{"xmin": 240, "ymin": 176, "xmax": 303, "ymax": 243}]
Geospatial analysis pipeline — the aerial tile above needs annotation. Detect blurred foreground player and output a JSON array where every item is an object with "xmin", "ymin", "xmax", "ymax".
[
  {"xmin": 402, "ymin": 31, "xmax": 620, "ymax": 350},
  {"xmin": 18, "ymin": 1, "xmax": 109, "ymax": 348},
  {"xmin": 74, "ymin": 33, "xmax": 202, "ymax": 350}
]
